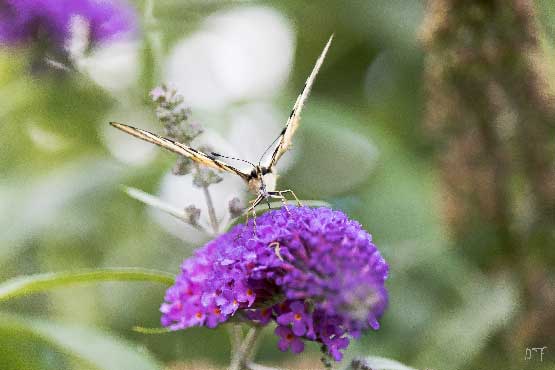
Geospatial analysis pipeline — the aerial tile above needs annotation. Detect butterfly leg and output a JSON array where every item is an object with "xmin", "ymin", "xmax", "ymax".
[
  {"xmin": 268, "ymin": 241, "xmax": 284, "ymax": 261},
  {"xmin": 244, "ymin": 204, "xmax": 257, "ymax": 235},
  {"xmin": 268, "ymin": 191, "xmax": 290, "ymax": 212},
  {"xmin": 251, "ymin": 207, "xmax": 257, "ymax": 235},
  {"xmin": 270, "ymin": 189, "xmax": 302, "ymax": 208},
  {"xmin": 279, "ymin": 189, "xmax": 302, "ymax": 206},
  {"xmin": 245, "ymin": 193, "xmax": 264, "ymax": 236}
]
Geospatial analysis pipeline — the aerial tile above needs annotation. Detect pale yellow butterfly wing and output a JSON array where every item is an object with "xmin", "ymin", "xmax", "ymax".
[
  {"xmin": 110, "ymin": 122, "xmax": 250, "ymax": 181},
  {"xmin": 261, "ymin": 35, "xmax": 333, "ymax": 169}
]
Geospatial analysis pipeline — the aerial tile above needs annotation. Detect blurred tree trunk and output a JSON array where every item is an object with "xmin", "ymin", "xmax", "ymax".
[{"xmin": 421, "ymin": 0, "xmax": 554, "ymax": 362}]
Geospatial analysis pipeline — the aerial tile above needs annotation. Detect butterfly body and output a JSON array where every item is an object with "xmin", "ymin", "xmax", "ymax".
[{"xmin": 110, "ymin": 35, "xmax": 333, "ymax": 217}]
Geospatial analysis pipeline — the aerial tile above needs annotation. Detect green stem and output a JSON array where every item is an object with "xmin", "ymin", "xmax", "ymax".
[
  {"xmin": 227, "ymin": 324, "xmax": 243, "ymax": 360},
  {"xmin": 144, "ymin": 0, "xmax": 163, "ymax": 82},
  {"xmin": 229, "ymin": 326, "xmax": 262, "ymax": 370}
]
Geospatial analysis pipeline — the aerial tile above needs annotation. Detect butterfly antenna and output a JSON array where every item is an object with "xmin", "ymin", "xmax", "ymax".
[
  {"xmin": 258, "ymin": 133, "xmax": 283, "ymax": 166},
  {"xmin": 211, "ymin": 152, "xmax": 256, "ymax": 168}
]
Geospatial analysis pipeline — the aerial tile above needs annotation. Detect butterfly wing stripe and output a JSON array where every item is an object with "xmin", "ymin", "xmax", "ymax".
[
  {"xmin": 109, "ymin": 122, "xmax": 250, "ymax": 180},
  {"xmin": 266, "ymin": 34, "xmax": 333, "ymax": 168}
]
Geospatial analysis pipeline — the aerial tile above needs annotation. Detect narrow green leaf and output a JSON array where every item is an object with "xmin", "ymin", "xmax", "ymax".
[
  {"xmin": 124, "ymin": 184, "xmax": 331, "ymax": 222},
  {"xmin": 123, "ymin": 185, "xmax": 189, "ymax": 222},
  {"xmin": 249, "ymin": 199, "xmax": 331, "ymax": 214},
  {"xmin": 347, "ymin": 356, "xmax": 417, "ymax": 370},
  {"xmin": 0, "ymin": 313, "xmax": 162, "ymax": 370},
  {"xmin": 0, "ymin": 268, "xmax": 175, "ymax": 302},
  {"xmin": 132, "ymin": 326, "xmax": 171, "ymax": 334},
  {"xmin": 227, "ymin": 200, "xmax": 331, "ymax": 228},
  {"xmin": 247, "ymin": 363, "xmax": 282, "ymax": 370}
]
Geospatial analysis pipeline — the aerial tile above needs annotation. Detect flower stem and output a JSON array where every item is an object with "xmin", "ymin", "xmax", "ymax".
[
  {"xmin": 229, "ymin": 326, "xmax": 262, "ymax": 370},
  {"xmin": 144, "ymin": 0, "xmax": 163, "ymax": 81},
  {"xmin": 227, "ymin": 324, "xmax": 242, "ymax": 355},
  {"xmin": 202, "ymin": 184, "xmax": 219, "ymax": 234}
]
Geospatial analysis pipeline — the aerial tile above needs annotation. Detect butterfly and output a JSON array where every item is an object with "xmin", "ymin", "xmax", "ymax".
[{"xmin": 110, "ymin": 35, "xmax": 333, "ymax": 221}]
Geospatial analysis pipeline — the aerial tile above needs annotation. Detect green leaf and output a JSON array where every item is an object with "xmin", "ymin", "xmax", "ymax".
[
  {"xmin": 123, "ymin": 186, "xmax": 190, "ymax": 222},
  {"xmin": 414, "ymin": 278, "xmax": 517, "ymax": 369},
  {"xmin": 347, "ymin": 356, "xmax": 417, "ymax": 370},
  {"xmin": 0, "ymin": 157, "xmax": 132, "ymax": 262},
  {"xmin": 132, "ymin": 326, "xmax": 171, "ymax": 335},
  {"xmin": 225, "ymin": 200, "xmax": 331, "ymax": 230},
  {"xmin": 0, "ymin": 268, "xmax": 175, "ymax": 302},
  {"xmin": 285, "ymin": 101, "xmax": 379, "ymax": 197},
  {"xmin": 0, "ymin": 313, "xmax": 162, "ymax": 370},
  {"xmin": 125, "ymin": 185, "xmax": 331, "ymax": 221},
  {"xmin": 250, "ymin": 200, "xmax": 331, "ymax": 213},
  {"xmin": 247, "ymin": 363, "xmax": 282, "ymax": 370}
]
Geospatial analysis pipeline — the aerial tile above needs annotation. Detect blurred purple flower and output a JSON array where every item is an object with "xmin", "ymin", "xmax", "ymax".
[
  {"xmin": 0, "ymin": 0, "xmax": 136, "ymax": 48},
  {"xmin": 160, "ymin": 206, "xmax": 389, "ymax": 361}
]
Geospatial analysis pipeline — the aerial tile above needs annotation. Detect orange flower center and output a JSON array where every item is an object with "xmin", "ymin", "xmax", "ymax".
[
  {"xmin": 195, "ymin": 312, "xmax": 203, "ymax": 319},
  {"xmin": 213, "ymin": 308, "xmax": 221, "ymax": 315},
  {"xmin": 286, "ymin": 333, "xmax": 294, "ymax": 340},
  {"xmin": 294, "ymin": 313, "xmax": 302, "ymax": 321}
]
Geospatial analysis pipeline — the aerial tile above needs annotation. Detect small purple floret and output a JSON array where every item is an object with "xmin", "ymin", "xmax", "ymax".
[
  {"xmin": 160, "ymin": 206, "xmax": 389, "ymax": 361},
  {"xmin": 276, "ymin": 325, "xmax": 305, "ymax": 354}
]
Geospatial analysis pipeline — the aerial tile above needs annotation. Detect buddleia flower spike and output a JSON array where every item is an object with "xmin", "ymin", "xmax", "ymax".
[{"xmin": 160, "ymin": 206, "xmax": 389, "ymax": 362}]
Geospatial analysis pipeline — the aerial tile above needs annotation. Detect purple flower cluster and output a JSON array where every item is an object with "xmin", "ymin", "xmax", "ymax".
[
  {"xmin": 161, "ymin": 207, "xmax": 389, "ymax": 361},
  {"xmin": 0, "ymin": 0, "xmax": 136, "ymax": 47}
]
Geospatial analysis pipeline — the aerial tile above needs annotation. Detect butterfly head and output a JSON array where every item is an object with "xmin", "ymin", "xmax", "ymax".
[{"xmin": 247, "ymin": 166, "xmax": 276, "ymax": 197}]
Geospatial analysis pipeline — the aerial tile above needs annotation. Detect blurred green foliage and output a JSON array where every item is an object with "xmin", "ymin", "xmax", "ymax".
[{"xmin": 0, "ymin": 1, "xmax": 553, "ymax": 370}]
